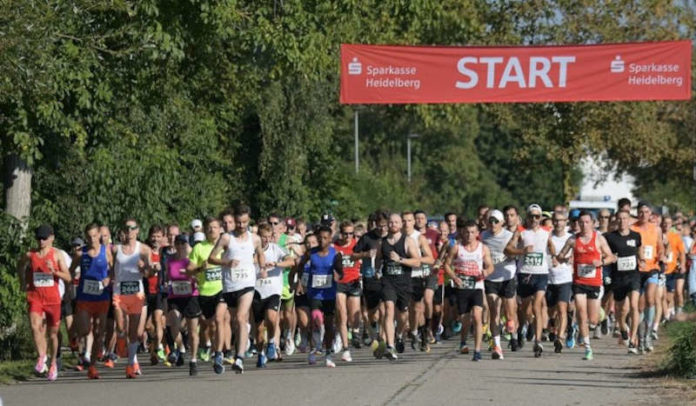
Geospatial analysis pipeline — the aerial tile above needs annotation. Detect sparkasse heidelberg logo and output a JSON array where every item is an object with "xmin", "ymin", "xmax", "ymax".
[
  {"xmin": 348, "ymin": 57, "xmax": 362, "ymax": 75},
  {"xmin": 610, "ymin": 55, "xmax": 624, "ymax": 73}
]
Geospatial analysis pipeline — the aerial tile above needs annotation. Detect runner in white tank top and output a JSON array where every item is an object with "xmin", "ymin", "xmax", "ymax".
[{"xmin": 208, "ymin": 206, "xmax": 265, "ymax": 374}]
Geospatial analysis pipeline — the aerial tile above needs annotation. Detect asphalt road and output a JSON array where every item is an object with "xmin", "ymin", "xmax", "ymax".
[{"xmin": 0, "ymin": 335, "xmax": 673, "ymax": 406}]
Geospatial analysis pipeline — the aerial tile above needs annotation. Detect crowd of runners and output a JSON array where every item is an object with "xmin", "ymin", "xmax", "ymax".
[{"xmin": 18, "ymin": 198, "xmax": 696, "ymax": 381}]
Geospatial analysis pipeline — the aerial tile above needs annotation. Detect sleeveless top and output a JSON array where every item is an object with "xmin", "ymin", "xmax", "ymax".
[
  {"xmin": 381, "ymin": 233, "xmax": 411, "ymax": 277},
  {"xmin": 222, "ymin": 231, "xmax": 256, "ymax": 293},
  {"xmin": 452, "ymin": 242, "xmax": 484, "ymax": 290},
  {"xmin": 573, "ymin": 232, "xmax": 602, "ymax": 287},
  {"xmin": 27, "ymin": 248, "xmax": 61, "ymax": 304},
  {"xmin": 76, "ymin": 245, "xmax": 111, "ymax": 302},
  {"xmin": 519, "ymin": 228, "xmax": 550, "ymax": 275},
  {"xmin": 549, "ymin": 233, "xmax": 573, "ymax": 285},
  {"xmin": 307, "ymin": 246, "xmax": 338, "ymax": 301},
  {"xmin": 114, "ymin": 242, "xmax": 144, "ymax": 295}
]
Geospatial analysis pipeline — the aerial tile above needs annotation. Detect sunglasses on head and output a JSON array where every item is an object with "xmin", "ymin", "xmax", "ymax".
[{"xmin": 126, "ymin": 225, "xmax": 138, "ymax": 230}]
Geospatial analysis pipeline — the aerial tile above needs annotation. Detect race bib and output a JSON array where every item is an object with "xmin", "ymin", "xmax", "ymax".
[
  {"xmin": 385, "ymin": 263, "xmax": 403, "ymax": 276},
  {"xmin": 312, "ymin": 274, "xmax": 332, "ymax": 289},
  {"xmin": 342, "ymin": 257, "xmax": 355, "ymax": 268},
  {"xmin": 411, "ymin": 268, "xmax": 424, "ymax": 278},
  {"xmin": 524, "ymin": 253, "xmax": 544, "ymax": 267},
  {"xmin": 577, "ymin": 264, "xmax": 597, "ymax": 279},
  {"xmin": 205, "ymin": 267, "xmax": 222, "ymax": 281},
  {"xmin": 33, "ymin": 272, "xmax": 54, "ymax": 288},
  {"xmin": 491, "ymin": 253, "xmax": 507, "ymax": 265},
  {"xmin": 171, "ymin": 281, "xmax": 193, "ymax": 296},
  {"xmin": 120, "ymin": 281, "xmax": 141, "ymax": 295},
  {"xmin": 257, "ymin": 277, "xmax": 273, "ymax": 286},
  {"xmin": 666, "ymin": 252, "xmax": 674, "ymax": 263},
  {"xmin": 457, "ymin": 275, "xmax": 477, "ymax": 290},
  {"xmin": 83, "ymin": 279, "xmax": 103, "ymax": 295},
  {"xmin": 301, "ymin": 273, "xmax": 309, "ymax": 287},
  {"xmin": 617, "ymin": 256, "xmax": 637, "ymax": 271},
  {"xmin": 643, "ymin": 245, "xmax": 654, "ymax": 260},
  {"xmin": 231, "ymin": 268, "xmax": 251, "ymax": 282}
]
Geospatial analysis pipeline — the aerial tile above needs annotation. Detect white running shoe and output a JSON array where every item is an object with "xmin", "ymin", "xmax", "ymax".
[{"xmin": 341, "ymin": 350, "xmax": 352, "ymax": 362}]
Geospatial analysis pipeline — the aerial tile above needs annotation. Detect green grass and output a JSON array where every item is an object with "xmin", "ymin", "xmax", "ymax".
[
  {"xmin": 662, "ymin": 318, "xmax": 696, "ymax": 378},
  {"xmin": 0, "ymin": 359, "xmax": 34, "ymax": 384}
]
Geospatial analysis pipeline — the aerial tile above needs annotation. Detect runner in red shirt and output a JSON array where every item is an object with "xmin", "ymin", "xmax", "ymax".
[
  {"xmin": 334, "ymin": 221, "xmax": 362, "ymax": 362},
  {"xmin": 17, "ymin": 224, "xmax": 72, "ymax": 381},
  {"xmin": 558, "ymin": 211, "xmax": 615, "ymax": 361}
]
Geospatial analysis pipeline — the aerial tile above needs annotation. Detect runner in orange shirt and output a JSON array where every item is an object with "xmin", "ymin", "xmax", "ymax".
[{"xmin": 661, "ymin": 217, "xmax": 686, "ymax": 320}]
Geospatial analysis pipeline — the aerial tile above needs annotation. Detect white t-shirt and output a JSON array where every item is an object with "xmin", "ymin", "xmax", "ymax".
[
  {"xmin": 549, "ymin": 233, "xmax": 573, "ymax": 285},
  {"xmin": 518, "ymin": 228, "xmax": 550, "ymax": 275}
]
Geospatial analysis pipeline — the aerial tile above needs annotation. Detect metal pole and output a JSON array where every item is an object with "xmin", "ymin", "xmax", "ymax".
[
  {"xmin": 407, "ymin": 136, "xmax": 412, "ymax": 183},
  {"xmin": 354, "ymin": 110, "xmax": 359, "ymax": 174}
]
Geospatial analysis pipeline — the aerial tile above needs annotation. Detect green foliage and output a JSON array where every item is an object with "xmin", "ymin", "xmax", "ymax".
[{"xmin": 664, "ymin": 321, "xmax": 696, "ymax": 378}]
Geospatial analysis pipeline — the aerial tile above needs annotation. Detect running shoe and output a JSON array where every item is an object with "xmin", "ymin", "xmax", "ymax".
[
  {"xmin": 189, "ymin": 361, "xmax": 198, "ymax": 376},
  {"xmin": 601, "ymin": 318, "xmax": 609, "ymax": 335},
  {"xmin": 213, "ymin": 352, "xmax": 225, "ymax": 374},
  {"xmin": 351, "ymin": 331, "xmax": 362, "ymax": 349},
  {"xmin": 517, "ymin": 329, "xmax": 526, "ymax": 350},
  {"xmin": 267, "ymin": 343, "xmax": 277, "ymax": 361},
  {"xmin": 409, "ymin": 331, "xmax": 420, "ymax": 351},
  {"xmin": 372, "ymin": 340, "xmax": 384, "ymax": 359},
  {"xmin": 74, "ymin": 357, "xmax": 85, "ymax": 372},
  {"xmin": 452, "ymin": 321, "xmax": 462, "ymax": 334},
  {"xmin": 472, "ymin": 351, "xmax": 482, "ymax": 362},
  {"xmin": 459, "ymin": 342, "xmax": 469, "ymax": 354},
  {"xmin": 104, "ymin": 356, "xmax": 115, "ymax": 369},
  {"xmin": 533, "ymin": 343, "xmax": 543, "ymax": 358},
  {"xmin": 133, "ymin": 362, "xmax": 142, "ymax": 375},
  {"xmin": 583, "ymin": 347, "xmax": 594, "ymax": 360},
  {"xmin": 395, "ymin": 337, "xmax": 405, "ymax": 354},
  {"xmin": 308, "ymin": 351, "xmax": 317, "ymax": 365},
  {"xmin": 645, "ymin": 336, "xmax": 654, "ymax": 352},
  {"xmin": 87, "ymin": 365, "xmax": 100, "ymax": 379},
  {"xmin": 362, "ymin": 331, "xmax": 372, "ymax": 347},
  {"xmin": 385, "ymin": 346, "xmax": 398, "ymax": 361},
  {"xmin": 548, "ymin": 331, "xmax": 557, "ymax": 343},
  {"xmin": 34, "ymin": 355, "xmax": 47, "ymax": 376},
  {"xmin": 176, "ymin": 352, "xmax": 185, "ymax": 367},
  {"xmin": 157, "ymin": 347, "xmax": 166, "ymax": 361},
  {"xmin": 325, "ymin": 354, "xmax": 336, "ymax": 368},
  {"xmin": 554, "ymin": 339, "xmax": 563, "ymax": 354},
  {"xmin": 150, "ymin": 352, "xmax": 159, "ymax": 366},
  {"xmin": 509, "ymin": 336, "xmax": 519, "ymax": 352},
  {"xmin": 566, "ymin": 334, "xmax": 576, "ymax": 349},
  {"xmin": 526, "ymin": 326, "xmax": 535, "ymax": 342},
  {"xmin": 341, "ymin": 350, "xmax": 352, "ymax": 362},
  {"xmin": 285, "ymin": 336, "xmax": 296, "ymax": 356},
  {"xmin": 492, "ymin": 346, "xmax": 504, "ymax": 360},
  {"xmin": 125, "ymin": 364, "xmax": 136, "ymax": 379},
  {"xmin": 257, "ymin": 353, "xmax": 267, "ymax": 368},
  {"xmin": 650, "ymin": 328, "xmax": 659, "ymax": 341},
  {"xmin": 232, "ymin": 357, "xmax": 244, "ymax": 374},
  {"xmin": 168, "ymin": 350, "xmax": 179, "ymax": 365},
  {"xmin": 628, "ymin": 342, "xmax": 639, "ymax": 355},
  {"xmin": 199, "ymin": 347, "xmax": 211, "ymax": 363},
  {"xmin": 47, "ymin": 363, "xmax": 58, "ymax": 381},
  {"xmin": 333, "ymin": 333, "xmax": 343, "ymax": 355},
  {"xmin": 420, "ymin": 338, "xmax": 431, "ymax": 353}
]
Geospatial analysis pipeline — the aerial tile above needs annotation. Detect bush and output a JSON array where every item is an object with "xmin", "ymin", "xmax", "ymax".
[
  {"xmin": 0, "ymin": 212, "xmax": 36, "ymax": 360},
  {"xmin": 664, "ymin": 321, "xmax": 696, "ymax": 378}
]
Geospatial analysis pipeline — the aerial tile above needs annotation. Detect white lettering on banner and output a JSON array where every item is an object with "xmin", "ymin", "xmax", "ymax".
[
  {"xmin": 627, "ymin": 75, "xmax": 683, "ymax": 87},
  {"xmin": 366, "ymin": 77, "xmax": 422, "ymax": 90},
  {"xmin": 364, "ymin": 64, "xmax": 421, "ymax": 90},
  {"xmin": 456, "ymin": 56, "xmax": 576, "ymax": 89}
]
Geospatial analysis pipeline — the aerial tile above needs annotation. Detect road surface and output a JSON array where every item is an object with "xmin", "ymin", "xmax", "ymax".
[{"xmin": 0, "ymin": 335, "xmax": 675, "ymax": 406}]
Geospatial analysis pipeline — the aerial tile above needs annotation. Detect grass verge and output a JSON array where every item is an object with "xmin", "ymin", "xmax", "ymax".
[{"xmin": 0, "ymin": 360, "xmax": 34, "ymax": 384}]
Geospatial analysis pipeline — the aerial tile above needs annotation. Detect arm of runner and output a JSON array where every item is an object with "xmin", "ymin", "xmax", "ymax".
[
  {"xmin": 52, "ymin": 249, "xmax": 72, "ymax": 283},
  {"xmin": 481, "ymin": 245, "xmax": 494, "ymax": 279},
  {"xmin": 276, "ymin": 255, "xmax": 295, "ymax": 269},
  {"xmin": 105, "ymin": 247, "xmax": 114, "ymax": 286},
  {"xmin": 254, "ymin": 235, "xmax": 267, "ymax": 279},
  {"xmin": 16, "ymin": 252, "xmax": 31, "ymax": 291},
  {"xmin": 656, "ymin": 228, "xmax": 665, "ymax": 263},
  {"xmin": 207, "ymin": 234, "xmax": 236, "ymax": 267},
  {"xmin": 140, "ymin": 244, "xmax": 153, "ymax": 277},
  {"xmin": 290, "ymin": 253, "xmax": 309, "ymax": 295},
  {"xmin": 418, "ymin": 235, "xmax": 435, "ymax": 266},
  {"xmin": 69, "ymin": 252, "xmax": 80, "ymax": 282},
  {"xmin": 678, "ymin": 240, "xmax": 686, "ymax": 274},
  {"xmin": 597, "ymin": 234, "xmax": 616, "ymax": 267},
  {"xmin": 333, "ymin": 252, "xmax": 344, "ymax": 281},
  {"xmin": 443, "ymin": 245, "xmax": 461, "ymax": 287},
  {"xmin": 556, "ymin": 237, "xmax": 576, "ymax": 262},
  {"xmin": 636, "ymin": 235, "xmax": 646, "ymax": 271},
  {"xmin": 504, "ymin": 231, "xmax": 524, "ymax": 256}
]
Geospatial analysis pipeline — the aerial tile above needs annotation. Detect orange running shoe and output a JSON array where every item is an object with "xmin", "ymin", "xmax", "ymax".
[
  {"xmin": 87, "ymin": 365, "xmax": 100, "ymax": 379},
  {"xmin": 125, "ymin": 365, "xmax": 136, "ymax": 379},
  {"xmin": 133, "ymin": 362, "xmax": 142, "ymax": 375},
  {"xmin": 104, "ymin": 359, "xmax": 115, "ymax": 368}
]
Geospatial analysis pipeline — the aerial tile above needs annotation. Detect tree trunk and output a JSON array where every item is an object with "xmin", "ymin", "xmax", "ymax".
[{"xmin": 4, "ymin": 154, "xmax": 32, "ymax": 221}]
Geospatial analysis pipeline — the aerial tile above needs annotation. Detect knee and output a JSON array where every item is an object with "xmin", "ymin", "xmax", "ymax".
[{"xmin": 311, "ymin": 310, "xmax": 324, "ymax": 328}]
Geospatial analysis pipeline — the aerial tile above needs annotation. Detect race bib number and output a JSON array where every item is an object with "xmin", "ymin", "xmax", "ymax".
[
  {"xmin": 83, "ymin": 279, "xmax": 103, "ymax": 295},
  {"xmin": 491, "ymin": 253, "xmax": 507, "ymax": 265},
  {"xmin": 524, "ymin": 253, "xmax": 544, "ymax": 267},
  {"xmin": 385, "ymin": 263, "xmax": 403, "ymax": 276},
  {"xmin": 457, "ymin": 275, "xmax": 477, "ymax": 290},
  {"xmin": 171, "ymin": 281, "xmax": 193, "ymax": 296},
  {"xmin": 33, "ymin": 272, "xmax": 54, "ymax": 288},
  {"xmin": 312, "ymin": 274, "xmax": 332, "ymax": 289},
  {"xmin": 342, "ymin": 257, "xmax": 355, "ymax": 268},
  {"xmin": 231, "ymin": 268, "xmax": 251, "ymax": 282},
  {"xmin": 577, "ymin": 264, "xmax": 597, "ymax": 279},
  {"xmin": 257, "ymin": 277, "xmax": 273, "ymax": 286},
  {"xmin": 666, "ymin": 252, "xmax": 674, "ymax": 263},
  {"xmin": 617, "ymin": 256, "xmax": 637, "ymax": 271},
  {"xmin": 205, "ymin": 267, "xmax": 222, "ymax": 281},
  {"xmin": 411, "ymin": 268, "xmax": 424, "ymax": 278},
  {"xmin": 643, "ymin": 246, "xmax": 654, "ymax": 260},
  {"xmin": 120, "ymin": 281, "xmax": 141, "ymax": 295}
]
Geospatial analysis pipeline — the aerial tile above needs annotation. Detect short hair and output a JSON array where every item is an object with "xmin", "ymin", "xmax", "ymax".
[
  {"xmin": 579, "ymin": 210, "xmax": 593, "ymax": 220},
  {"xmin": 414, "ymin": 209, "xmax": 426, "ymax": 217},
  {"xmin": 148, "ymin": 224, "xmax": 164, "ymax": 236},
  {"xmin": 84, "ymin": 223, "xmax": 100, "ymax": 234},
  {"xmin": 637, "ymin": 201, "xmax": 651, "ymax": 210},
  {"xmin": 373, "ymin": 210, "xmax": 389, "ymax": 223},
  {"xmin": 503, "ymin": 205, "xmax": 518, "ymax": 214},
  {"xmin": 457, "ymin": 219, "xmax": 478, "ymax": 229},
  {"xmin": 267, "ymin": 212, "xmax": 281, "ymax": 221},
  {"xmin": 234, "ymin": 203, "xmax": 251, "ymax": 217},
  {"xmin": 317, "ymin": 225, "xmax": 332, "ymax": 236},
  {"xmin": 618, "ymin": 198, "xmax": 632, "ymax": 208},
  {"xmin": 219, "ymin": 208, "xmax": 235, "ymax": 219},
  {"xmin": 401, "ymin": 211, "xmax": 414, "ymax": 218},
  {"xmin": 203, "ymin": 216, "xmax": 220, "ymax": 228},
  {"xmin": 339, "ymin": 221, "xmax": 354, "ymax": 231},
  {"xmin": 257, "ymin": 223, "xmax": 273, "ymax": 234},
  {"xmin": 444, "ymin": 212, "xmax": 456, "ymax": 219}
]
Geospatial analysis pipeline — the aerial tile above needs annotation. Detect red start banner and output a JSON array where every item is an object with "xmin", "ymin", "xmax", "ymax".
[{"xmin": 340, "ymin": 41, "xmax": 691, "ymax": 104}]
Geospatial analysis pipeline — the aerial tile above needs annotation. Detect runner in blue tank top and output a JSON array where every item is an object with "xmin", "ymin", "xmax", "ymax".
[{"xmin": 295, "ymin": 226, "xmax": 343, "ymax": 367}]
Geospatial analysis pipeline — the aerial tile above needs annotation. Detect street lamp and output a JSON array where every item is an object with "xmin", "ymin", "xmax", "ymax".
[{"xmin": 407, "ymin": 133, "xmax": 420, "ymax": 183}]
